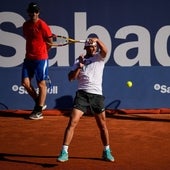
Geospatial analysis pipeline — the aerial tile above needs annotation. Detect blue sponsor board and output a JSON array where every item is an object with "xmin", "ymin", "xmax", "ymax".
[
  {"xmin": 1, "ymin": 67, "xmax": 170, "ymax": 110},
  {"xmin": 1, "ymin": 0, "xmax": 170, "ymax": 109}
]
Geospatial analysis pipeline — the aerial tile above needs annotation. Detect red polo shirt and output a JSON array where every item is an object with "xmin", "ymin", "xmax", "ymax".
[{"xmin": 23, "ymin": 19, "xmax": 52, "ymax": 60}]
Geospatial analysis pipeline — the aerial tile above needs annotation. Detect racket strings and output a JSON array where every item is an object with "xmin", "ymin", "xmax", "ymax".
[
  {"xmin": 49, "ymin": 34, "xmax": 85, "ymax": 46},
  {"xmin": 52, "ymin": 36, "xmax": 68, "ymax": 46}
]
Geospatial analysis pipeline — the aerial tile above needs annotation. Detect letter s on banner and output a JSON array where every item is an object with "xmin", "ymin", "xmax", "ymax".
[{"xmin": 0, "ymin": 12, "xmax": 25, "ymax": 67}]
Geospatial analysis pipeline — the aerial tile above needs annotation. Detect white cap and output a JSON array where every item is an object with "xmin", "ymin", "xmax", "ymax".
[{"xmin": 84, "ymin": 39, "xmax": 97, "ymax": 47}]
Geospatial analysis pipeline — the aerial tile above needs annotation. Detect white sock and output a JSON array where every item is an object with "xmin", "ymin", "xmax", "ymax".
[
  {"xmin": 104, "ymin": 145, "xmax": 110, "ymax": 151},
  {"xmin": 62, "ymin": 145, "xmax": 69, "ymax": 153}
]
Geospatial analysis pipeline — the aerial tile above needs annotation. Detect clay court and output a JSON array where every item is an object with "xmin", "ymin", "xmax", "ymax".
[{"xmin": 0, "ymin": 109, "xmax": 170, "ymax": 170}]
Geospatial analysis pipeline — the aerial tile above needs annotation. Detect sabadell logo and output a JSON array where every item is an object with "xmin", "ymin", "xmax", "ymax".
[
  {"xmin": 12, "ymin": 85, "xmax": 58, "ymax": 94},
  {"xmin": 154, "ymin": 83, "xmax": 170, "ymax": 93}
]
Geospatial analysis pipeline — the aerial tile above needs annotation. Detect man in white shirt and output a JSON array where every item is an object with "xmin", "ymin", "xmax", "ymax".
[{"xmin": 57, "ymin": 38, "xmax": 114, "ymax": 162}]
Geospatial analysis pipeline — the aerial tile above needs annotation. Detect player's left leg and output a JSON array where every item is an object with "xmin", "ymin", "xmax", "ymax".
[{"xmin": 94, "ymin": 111, "xmax": 115, "ymax": 162}]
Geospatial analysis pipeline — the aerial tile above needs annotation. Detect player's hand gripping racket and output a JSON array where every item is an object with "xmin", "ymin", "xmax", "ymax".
[{"xmin": 47, "ymin": 34, "xmax": 86, "ymax": 47}]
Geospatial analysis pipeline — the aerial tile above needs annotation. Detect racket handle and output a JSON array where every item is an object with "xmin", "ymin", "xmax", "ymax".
[{"xmin": 79, "ymin": 40, "xmax": 86, "ymax": 43}]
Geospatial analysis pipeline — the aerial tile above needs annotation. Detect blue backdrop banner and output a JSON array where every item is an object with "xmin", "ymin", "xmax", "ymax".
[{"xmin": 1, "ymin": 0, "xmax": 170, "ymax": 109}]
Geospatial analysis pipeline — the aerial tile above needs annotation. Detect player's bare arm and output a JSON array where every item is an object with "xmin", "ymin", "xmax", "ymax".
[
  {"xmin": 68, "ymin": 68, "xmax": 81, "ymax": 81},
  {"xmin": 93, "ymin": 38, "xmax": 108, "ymax": 58},
  {"xmin": 46, "ymin": 36, "xmax": 53, "ymax": 51},
  {"xmin": 68, "ymin": 55, "xmax": 84, "ymax": 81}
]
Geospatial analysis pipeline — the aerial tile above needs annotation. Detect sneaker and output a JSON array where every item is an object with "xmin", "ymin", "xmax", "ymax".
[
  {"xmin": 29, "ymin": 111, "xmax": 43, "ymax": 120},
  {"xmin": 42, "ymin": 104, "xmax": 47, "ymax": 110},
  {"xmin": 57, "ymin": 150, "xmax": 68, "ymax": 162},
  {"xmin": 102, "ymin": 149, "xmax": 115, "ymax": 162}
]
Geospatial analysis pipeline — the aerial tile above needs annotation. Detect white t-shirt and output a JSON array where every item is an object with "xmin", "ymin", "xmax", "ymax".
[{"xmin": 72, "ymin": 52, "xmax": 105, "ymax": 95}]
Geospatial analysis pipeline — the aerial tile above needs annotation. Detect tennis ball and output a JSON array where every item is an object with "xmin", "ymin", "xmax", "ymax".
[{"xmin": 127, "ymin": 81, "xmax": 133, "ymax": 87}]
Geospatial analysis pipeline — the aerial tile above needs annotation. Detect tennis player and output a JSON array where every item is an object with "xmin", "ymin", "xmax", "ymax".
[
  {"xmin": 22, "ymin": 2, "xmax": 52, "ymax": 120},
  {"xmin": 57, "ymin": 38, "xmax": 115, "ymax": 162}
]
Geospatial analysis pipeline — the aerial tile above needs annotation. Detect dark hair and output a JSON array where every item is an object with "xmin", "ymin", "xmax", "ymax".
[{"xmin": 27, "ymin": 2, "xmax": 40, "ymax": 13}]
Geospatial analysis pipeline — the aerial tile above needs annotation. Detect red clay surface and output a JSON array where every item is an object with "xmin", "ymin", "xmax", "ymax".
[{"xmin": 0, "ymin": 109, "xmax": 170, "ymax": 170}]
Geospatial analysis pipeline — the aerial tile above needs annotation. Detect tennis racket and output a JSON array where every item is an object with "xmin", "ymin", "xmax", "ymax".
[{"xmin": 47, "ymin": 34, "xmax": 86, "ymax": 47}]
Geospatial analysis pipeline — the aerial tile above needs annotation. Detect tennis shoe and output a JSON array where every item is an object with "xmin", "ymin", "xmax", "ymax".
[
  {"xmin": 102, "ymin": 149, "xmax": 115, "ymax": 162},
  {"xmin": 29, "ymin": 111, "xmax": 43, "ymax": 120},
  {"xmin": 57, "ymin": 150, "xmax": 68, "ymax": 162}
]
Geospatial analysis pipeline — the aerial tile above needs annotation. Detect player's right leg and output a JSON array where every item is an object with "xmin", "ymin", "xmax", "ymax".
[{"xmin": 57, "ymin": 109, "xmax": 84, "ymax": 162}]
